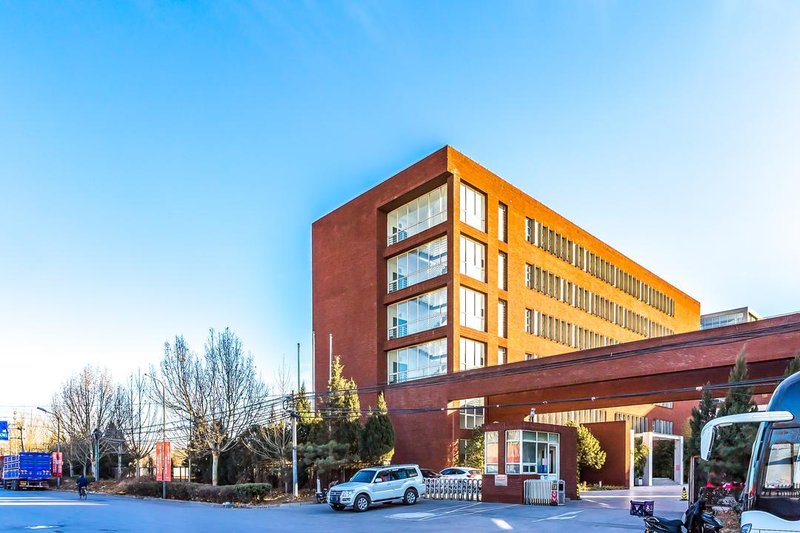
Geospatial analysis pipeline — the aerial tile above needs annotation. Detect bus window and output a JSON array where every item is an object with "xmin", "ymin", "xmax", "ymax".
[{"xmin": 755, "ymin": 427, "xmax": 800, "ymax": 521}]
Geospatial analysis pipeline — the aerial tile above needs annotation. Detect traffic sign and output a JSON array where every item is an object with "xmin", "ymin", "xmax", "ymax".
[{"xmin": 0, "ymin": 421, "xmax": 8, "ymax": 441}]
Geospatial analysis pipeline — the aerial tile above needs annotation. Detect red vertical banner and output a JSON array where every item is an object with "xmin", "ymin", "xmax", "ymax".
[
  {"xmin": 155, "ymin": 442, "xmax": 172, "ymax": 482},
  {"xmin": 52, "ymin": 452, "xmax": 63, "ymax": 478}
]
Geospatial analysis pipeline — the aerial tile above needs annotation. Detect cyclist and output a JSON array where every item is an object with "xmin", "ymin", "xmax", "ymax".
[{"xmin": 77, "ymin": 475, "xmax": 89, "ymax": 499}]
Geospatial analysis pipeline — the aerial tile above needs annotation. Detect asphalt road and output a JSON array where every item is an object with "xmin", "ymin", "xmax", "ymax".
[{"xmin": 0, "ymin": 485, "xmax": 686, "ymax": 532}]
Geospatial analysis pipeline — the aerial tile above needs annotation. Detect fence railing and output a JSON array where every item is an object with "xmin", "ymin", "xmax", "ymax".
[
  {"xmin": 424, "ymin": 478, "xmax": 482, "ymax": 501},
  {"xmin": 523, "ymin": 479, "xmax": 565, "ymax": 505}
]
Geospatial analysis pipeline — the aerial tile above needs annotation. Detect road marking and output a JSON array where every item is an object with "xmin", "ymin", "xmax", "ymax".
[
  {"xmin": 388, "ymin": 512, "xmax": 436, "ymax": 520},
  {"xmin": 491, "ymin": 518, "xmax": 513, "ymax": 530},
  {"xmin": 418, "ymin": 502, "xmax": 484, "ymax": 521},
  {"xmin": 532, "ymin": 510, "xmax": 583, "ymax": 522}
]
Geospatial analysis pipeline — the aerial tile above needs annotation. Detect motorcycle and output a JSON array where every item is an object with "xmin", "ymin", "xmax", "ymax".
[{"xmin": 643, "ymin": 490, "xmax": 723, "ymax": 533}]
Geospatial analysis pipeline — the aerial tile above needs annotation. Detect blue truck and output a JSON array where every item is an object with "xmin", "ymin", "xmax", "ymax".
[{"xmin": 2, "ymin": 452, "xmax": 52, "ymax": 490}]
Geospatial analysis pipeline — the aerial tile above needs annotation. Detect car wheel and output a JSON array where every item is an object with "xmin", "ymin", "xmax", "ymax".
[
  {"xmin": 403, "ymin": 488, "xmax": 418, "ymax": 505},
  {"xmin": 353, "ymin": 494, "xmax": 370, "ymax": 512},
  {"xmin": 330, "ymin": 504, "xmax": 345, "ymax": 511}
]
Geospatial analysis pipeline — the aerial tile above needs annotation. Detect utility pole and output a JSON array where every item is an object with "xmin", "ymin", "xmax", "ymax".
[
  {"xmin": 292, "ymin": 398, "xmax": 298, "ymax": 498},
  {"xmin": 311, "ymin": 331, "xmax": 316, "ymax": 414},
  {"xmin": 292, "ymin": 343, "xmax": 300, "ymax": 498},
  {"xmin": 328, "ymin": 333, "xmax": 333, "ymax": 381},
  {"xmin": 36, "ymin": 407, "xmax": 61, "ymax": 488}
]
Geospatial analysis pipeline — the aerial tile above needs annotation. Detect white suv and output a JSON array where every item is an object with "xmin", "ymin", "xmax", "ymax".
[{"xmin": 327, "ymin": 464, "xmax": 426, "ymax": 512}]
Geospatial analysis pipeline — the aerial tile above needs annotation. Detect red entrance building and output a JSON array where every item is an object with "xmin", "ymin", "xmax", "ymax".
[{"xmin": 312, "ymin": 146, "xmax": 711, "ymax": 471}]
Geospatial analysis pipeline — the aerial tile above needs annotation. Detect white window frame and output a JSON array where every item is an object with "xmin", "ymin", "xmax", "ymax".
[
  {"xmin": 459, "ymin": 286, "xmax": 486, "ymax": 331},
  {"xmin": 459, "ymin": 183, "xmax": 486, "ymax": 232},
  {"xmin": 387, "ymin": 338, "xmax": 448, "ymax": 384},
  {"xmin": 459, "ymin": 235, "xmax": 486, "ymax": 282},
  {"xmin": 387, "ymin": 184, "xmax": 447, "ymax": 245},
  {"xmin": 459, "ymin": 337, "xmax": 486, "ymax": 371}
]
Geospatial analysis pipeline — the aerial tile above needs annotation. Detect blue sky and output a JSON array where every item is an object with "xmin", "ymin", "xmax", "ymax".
[{"xmin": 1, "ymin": 1, "xmax": 799, "ymax": 409}]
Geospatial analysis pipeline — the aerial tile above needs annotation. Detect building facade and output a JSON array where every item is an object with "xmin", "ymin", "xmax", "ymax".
[
  {"xmin": 312, "ymin": 146, "xmax": 701, "ymax": 467},
  {"xmin": 701, "ymin": 307, "xmax": 761, "ymax": 330}
]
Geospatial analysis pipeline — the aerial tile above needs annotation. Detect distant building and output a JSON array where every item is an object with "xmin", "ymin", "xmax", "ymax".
[{"xmin": 701, "ymin": 307, "xmax": 761, "ymax": 330}]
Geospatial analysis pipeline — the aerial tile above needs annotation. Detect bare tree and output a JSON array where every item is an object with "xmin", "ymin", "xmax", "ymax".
[
  {"xmin": 158, "ymin": 336, "xmax": 205, "ymax": 459},
  {"xmin": 159, "ymin": 329, "xmax": 269, "ymax": 485},
  {"xmin": 52, "ymin": 365, "xmax": 116, "ymax": 477},
  {"xmin": 115, "ymin": 370, "xmax": 158, "ymax": 477},
  {"xmin": 243, "ymin": 358, "xmax": 293, "ymax": 491}
]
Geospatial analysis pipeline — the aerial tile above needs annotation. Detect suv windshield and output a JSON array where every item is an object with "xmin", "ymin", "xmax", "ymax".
[{"xmin": 350, "ymin": 470, "xmax": 377, "ymax": 483}]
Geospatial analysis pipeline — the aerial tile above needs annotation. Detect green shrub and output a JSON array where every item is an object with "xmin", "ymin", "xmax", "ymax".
[
  {"xmin": 192, "ymin": 484, "xmax": 235, "ymax": 503},
  {"xmin": 232, "ymin": 483, "xmax": 272, "ymax": 503},
  {"xmin": 123, "ymin": 480, "xmax": 162, "ymax": 497},
  {"xmin": 167, "ymin": 482, "xmax": 199, "ymax": 500}
]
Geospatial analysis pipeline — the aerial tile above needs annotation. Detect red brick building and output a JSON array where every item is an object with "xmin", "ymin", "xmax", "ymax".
[{"xmin": 312, "ymin": 146, "xmax": 702, "ymax": 471}]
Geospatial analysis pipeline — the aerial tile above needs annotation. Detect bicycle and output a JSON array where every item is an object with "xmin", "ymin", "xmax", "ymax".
[{"xmin": 79, "ymin": 486, "xmax": 88, "ymax": 500}]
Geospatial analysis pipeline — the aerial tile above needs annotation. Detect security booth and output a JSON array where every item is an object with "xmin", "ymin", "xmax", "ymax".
[{"xmin": 481, "ymin": 421, "xmax": 578, "ymax": 504}]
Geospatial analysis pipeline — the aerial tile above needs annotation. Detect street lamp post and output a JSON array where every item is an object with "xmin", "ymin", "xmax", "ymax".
[
  {"xmin": 145, "ymin": 373, "xmax": 167, "ymax": 499},
  {"xmin": 36, "ymin": 407, "xmax": 61, "ymax": 489}
]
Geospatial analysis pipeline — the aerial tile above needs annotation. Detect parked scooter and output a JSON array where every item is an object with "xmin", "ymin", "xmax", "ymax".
[{"xmin": 643, "ymin": 490, "xmax": 723, "ymax": 533}]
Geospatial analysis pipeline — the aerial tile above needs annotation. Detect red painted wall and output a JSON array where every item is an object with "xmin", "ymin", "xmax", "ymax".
[{"xmin": 582, "ymin": 421, "xmax": 631, "ymax": 488}]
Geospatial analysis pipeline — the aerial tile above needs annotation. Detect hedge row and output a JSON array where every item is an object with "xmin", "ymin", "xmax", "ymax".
[{"xmin": 119, "ymin": 480, "xmax": 272, "ymax": 503}]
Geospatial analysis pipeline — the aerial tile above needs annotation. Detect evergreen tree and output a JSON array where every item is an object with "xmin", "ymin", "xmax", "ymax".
[
  {"xmin": 713, "ymin": 350, "xmax": 757, "ymax": 482},
  {"xmin": 634, "ymin": 436, "xmax": 649, "ymax": 480},
  {"xmin": 785, "ymin": 353, "xmax": 800, "ymax": 377},
  {"xmin": 299, "ymin": 356, "xmax": 363, "ymax": 475},
  {"xmin": 359, "ymin": 393, "xmax": 395, "ymax": 465},
  {"xmin": 686, "ymin": 384, "xmax": 717, "ymax": 461},
  {"xmin": 566, "ymin": 421, "xmax": 606, "ymax": 481},
  {"xmin": 462, "ymin": 428, "xmax": 484, "ymax": 470}
]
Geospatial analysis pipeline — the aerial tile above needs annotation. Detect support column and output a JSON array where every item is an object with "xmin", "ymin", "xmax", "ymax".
[
  {"xmin": 643, "ymin": 432, "xmax": 654, "ymax": 487},
  {"xmin": 674, "ymin": 435, "xmax": 684, "ymax": 485},
  {"xmin": 628, "ymin": 429, "xmax": 635, "ymax": 489}
]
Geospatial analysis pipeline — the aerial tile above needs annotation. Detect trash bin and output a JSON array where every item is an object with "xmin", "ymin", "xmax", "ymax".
[{"xmin": 629, "ymin": 499, "xmax": 654, "ymax": 517}]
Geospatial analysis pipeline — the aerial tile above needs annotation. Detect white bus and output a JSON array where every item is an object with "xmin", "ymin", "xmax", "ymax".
[{"xmin": 701, "ymin": 371, "xmax": 800, "ymax": 532}]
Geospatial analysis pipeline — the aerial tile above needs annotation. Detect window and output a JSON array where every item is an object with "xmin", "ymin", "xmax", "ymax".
[
  {"xmin": 525, "ymin": 218, "xmax": 534, "ymax": 243},
  {"xmin": 525, "ymin": 308, "xmax": 533, "ymax": 334},
  {"xmin": 387, "ymin": 237, "xmax": 447, "ymax": 293},
  {"xmin": 459, "ymin": 397, "xmax": 485, "ymax": 429},
  {"xmin": 525, "ymin": 353, "xmax": 537, "ymax": 360},
  {"xmin": 498, "ymin": 203, "xmax": 507, "ymax": 242},
  {"xmin": 485, "ymin": 431, "xmax": 498, "ymax": 474},
  {"xmin": 459, "ymin": 183, "xmax": 486, "ymax": 231},
  {"xmin": 498, "ymin": 252, "xmax": 507, "ymax": 290},
  {"xmin": 460, "ymin": 337, "xmax": 485, "ymax": 370},
  {"xmin": 653, "ymin": 419, "xmax": 673, "ymax": 434},
  {"xmin": 387, "ymin": 338, "xmax": 447, "ymax": 384},
  {"xmin": 759, "ymin": 427, "xmax": 800, "ymax": 501},
  {"xmin": 505, "ymin": 430, "xmax": 560, "ymax": 475},
  {"xmin": 460, "ymin": 235, "xmax": 486, "ymax": 282},
  {"xmin": 498, "ymin": 299, "xmax": 507, "ymax": 338},
  {"xmin": 387, "ymin": 288, "xmax": 447, "ymax": 339},
  {"xmin": 460, "ymin": 286, "xmax": 486, "ymax": 331},
  {"xmin": 457, "ymin": 439, "xmax": 469, "ymax": 464},
  {"xmin": 387, "ymin": 184, "xmax": 447, "ymax": 245},
  {"xmin": 498, "ymin": 346, "xmax": 506, "ymax": 365}
]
